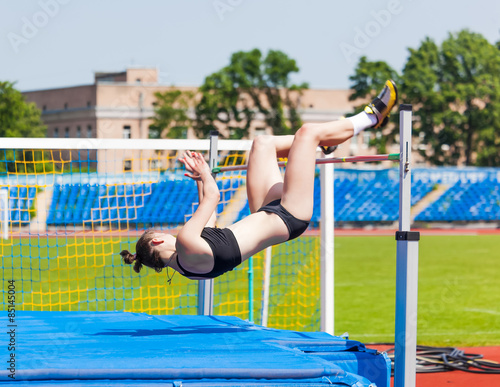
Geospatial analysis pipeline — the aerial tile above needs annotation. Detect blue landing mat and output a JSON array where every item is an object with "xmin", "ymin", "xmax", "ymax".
[{"xmin": 0, "ymin": 312, "xmax": 390, "ymax": 386}]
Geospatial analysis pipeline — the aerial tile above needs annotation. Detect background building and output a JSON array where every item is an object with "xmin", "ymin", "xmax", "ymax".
[{"xmin": 23, "ymin": 68, "xmax": 395, "ymax": 172}]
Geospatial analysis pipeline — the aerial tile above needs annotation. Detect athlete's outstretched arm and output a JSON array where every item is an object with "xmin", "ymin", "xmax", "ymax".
[
  {"xmin": 180, "ymin": 151, "xmax": 217, "ymax": 227},
  {"xmin": 177, "ymin": 152, "xmax": 219, "ymax": 247},
  {"xmin": 193, "ymin": 179, "xmax": 216, "ymax": 227}
]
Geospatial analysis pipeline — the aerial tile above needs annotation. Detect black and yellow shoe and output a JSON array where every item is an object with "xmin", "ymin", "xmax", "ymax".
[
  {"xmin": 320, "ymin": 145, "xmax": 338, "ymax": 155},
  {"xmin": 365, "ymin": 79, "xmax": 398, "ymax": 128}
]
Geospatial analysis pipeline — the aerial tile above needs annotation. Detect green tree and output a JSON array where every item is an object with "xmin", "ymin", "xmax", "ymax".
[
  {"xmin": 194, "ymin": 49, "xmax": 308, "ymax": 139},
  {"xmin": 349, "ymin": 56, "xmax": 400, "ymax": 101},
  {"xmin": 0, "ymin": 81, "xmax": 46, "ymax": 138},
  {"xmin": 403, "ymin": 30, "xmax": 500, "ymax": 166},
  {"xmin": 349, "ymin": 30, "xmax": 500, "ymax": 166},
  {"xmin": 149, "ymin": 89, "xmax": 194, "ymax": 139},
  {"xmin": 0, "ymin": 81, "xmax": 47, "ymax": 173}
]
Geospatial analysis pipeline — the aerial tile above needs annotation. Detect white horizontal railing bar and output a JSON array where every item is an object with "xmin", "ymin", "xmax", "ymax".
[
  {"xmin": 0, "ymin": 138, "xmax": 253, "ymax": 151},
  {"xmin": 214, "ymin": 153, "xmax": 399, "ymax": 173}
]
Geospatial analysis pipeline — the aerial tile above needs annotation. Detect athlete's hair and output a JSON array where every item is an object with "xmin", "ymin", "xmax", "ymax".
[{"xmin": 120, "ymin": 230, "xmax": 164, "ymax": 273}]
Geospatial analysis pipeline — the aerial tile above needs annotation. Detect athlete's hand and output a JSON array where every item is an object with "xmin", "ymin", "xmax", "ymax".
[{"xmin": 179, "ymin": 151, "xmax": 210, "ymax": 181}]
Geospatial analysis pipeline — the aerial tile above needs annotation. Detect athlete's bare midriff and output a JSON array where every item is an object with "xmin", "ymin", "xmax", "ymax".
[{"xmin": 227, "ymin": 211, "xmax": 289, "ymax": 262}]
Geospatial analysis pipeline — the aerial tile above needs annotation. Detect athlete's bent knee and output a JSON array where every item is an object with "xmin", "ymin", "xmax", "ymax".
[
  {"xmin": 251, "ymin": 134, "xmax": 274, "ymax": 151},
  {"xmin": 295, "ymin": 123, "xmax": 320, "ymax": 142}
]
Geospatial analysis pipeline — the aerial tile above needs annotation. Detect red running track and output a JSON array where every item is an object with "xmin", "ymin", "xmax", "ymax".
[{"xmin": 367, "ymin": 345, "xmax": 500, "ymax": 387}]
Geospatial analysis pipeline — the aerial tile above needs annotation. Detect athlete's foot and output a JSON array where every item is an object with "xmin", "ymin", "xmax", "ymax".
[
  {"xmin": 364, "ymin": 80, "xmax": 398, "ymax": 128},
  {"xmin": 320, "ymin": 145, "xmax": 338, "ymax": 155}
]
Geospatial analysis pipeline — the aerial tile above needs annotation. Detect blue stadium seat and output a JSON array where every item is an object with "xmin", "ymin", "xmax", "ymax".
[
  {"xmin": 21, "ymin": 211, "xmax": 30, "ymax": 222},
  {"xmin": 19, "ymin": 186, "xmax": 27, "ymax": 198},
  {"xmin": 40, "ymin": 168, "xmax": 500, "ymax": 229},
  {"xmin": 415, "ymin": 179, "xmax": 500, "ymax": 222}
]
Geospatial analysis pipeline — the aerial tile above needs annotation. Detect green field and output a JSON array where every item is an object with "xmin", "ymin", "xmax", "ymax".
[
  {"xmin": 334, "ymin": 234, "xmax": 500, "ymax": 346},
  {"xmin": 2, "ymin": 234, "xmax": 499, "ymax": 346}
]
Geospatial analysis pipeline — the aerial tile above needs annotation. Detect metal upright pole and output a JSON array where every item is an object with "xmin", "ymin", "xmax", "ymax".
[
  {"xmin": 261, "ymin": 246, "xmax": 272, "ymax": 327},
  {"xmin": 248, "ymin": 255, "xmax": 254, "ymax": 323},
  {"xmin": 320, "ymin": 160, "xmax": 334, "ymax": 335},
  {"xmin": 394, "ymin": 105, "xmax": 419, "ymax": 387},
  {"xmin": 197, "ymin": 131, "xmax": 218, "ymax": 316},
  {"xmin": 0, "ymin": 188, "xmax": 8, "ymax": 240}
]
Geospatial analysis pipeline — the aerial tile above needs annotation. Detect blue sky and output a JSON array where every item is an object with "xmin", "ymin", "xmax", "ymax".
[{"xmin": 1, "ymin": 0, "xmax": 499, "ymax": 91}]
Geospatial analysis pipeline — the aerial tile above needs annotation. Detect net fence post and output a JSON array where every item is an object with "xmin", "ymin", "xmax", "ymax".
[
  {"xmin": 260, "ymin": 246, "xmax": 272, "ymax": 327},
  {"xmin": 320, "ymin": 160, "xmax": 334, "ymax": 335},
  {"xmin": 0, "ymin": 188, "xmax": 8, "ymax": 240},
  {"xmin": 197, "ymin": 131, "xmax": 218, "ymax": 316},
  {"xmin": 394, "ymin": 104, "xmax": 419, "ymax": 387}
]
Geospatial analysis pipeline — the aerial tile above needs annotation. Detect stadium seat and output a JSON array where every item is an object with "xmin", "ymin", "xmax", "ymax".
[{"xmin": 415, "ymin": 179, "xmax": 500, "ymax": 222}]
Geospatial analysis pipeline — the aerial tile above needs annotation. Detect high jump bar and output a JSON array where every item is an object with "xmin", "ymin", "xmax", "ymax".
[{"xmin": 212, "ymin": 153, "xmax": 400, "ymax": 173}]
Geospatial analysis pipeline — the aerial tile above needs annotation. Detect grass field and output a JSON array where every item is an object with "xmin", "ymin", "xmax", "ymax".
[
  {"xmin": 2, "ymin": 233, "xmax": 499, "ymax": 347},
  {"xmin": 334, "ymin": 234, "xmax": 500, "ymax": 346}
]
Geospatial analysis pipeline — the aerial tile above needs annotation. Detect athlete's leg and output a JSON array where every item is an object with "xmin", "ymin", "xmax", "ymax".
[
  {"xmin": 246, "ymin": 135, "xmax": 295, "ymax": 213},
  {"xmin": 281, "ymin": 79, "xmax": 398, "ymax": 220},
  {"xmin": 280, "ymin": 119, "xmax": 355, "ymax": 220},
  {"xmin": 247, "ymin": 119, "xmax": 368, "ymax": 215}
]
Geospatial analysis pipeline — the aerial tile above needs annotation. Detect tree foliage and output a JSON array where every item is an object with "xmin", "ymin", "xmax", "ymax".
[
  {"xmin": 349, "ymin": 56, "xmax": 401, "ymax": 102},
  {"xmin": 149, "ymin": 89, "xmax": 194, "ymax": 139},
  {"xmin": 0, "ymin": 81, "xmax": 47, "ymax": 173},
  {"xmin": 194, "ymin": 49, "xmax": 308, "ymax": 139},
  {"xmin": 349, "ymin": 30, "xmax": 500, "ymax": 166},
  {"xmin": 0, "ymin": 81, "xmax": 46, "ymax": 138}
]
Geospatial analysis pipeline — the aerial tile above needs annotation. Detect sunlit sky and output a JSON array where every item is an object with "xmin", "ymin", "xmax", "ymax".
[{"xmin": 2, "ymin": 0, "xmax": 499, "ymax": 91}]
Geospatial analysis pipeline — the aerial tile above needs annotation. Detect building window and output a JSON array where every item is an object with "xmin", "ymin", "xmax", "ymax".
[
  {"xmin": 76, "ymin": 126, "xmax": 81, "ymax": 138},
  {"xmin": 123, "ymin": 125, "xmax": 131, "ymax": 139},
  {"xmin": 87, "ymin": 125, "xmax": 92, "ymax": 138},
  {"xmin": 64, "ymin": 127, "xmax": 70, "ymax": 138},
  {"xmin": 123, "ymin": 160, "xmax": 132, "ymax": 171},
  {"xmin": 42, "ymin": 105, "xmax": 47, "ymax": 111},
  {"xmin": 148, "ymin": 128, "xmax": 160, "ymax": 139},
  {"xmin": 254, "ymin": 128, "xmax": 266, "ymax": 136},
  {"xmin": 54, "ymin": 127, "xmax": 59, "ymax": 137},
  {"xmin": 149, "ymin": 159, "xmax": 161, "ymax": 170},
  {"xmin": 64, "ymin": 103, "xmax": 68, "ymax": 110},
  {"xmin": 87, "ymin": 101, "xmax": 91, "ymax": 108}
]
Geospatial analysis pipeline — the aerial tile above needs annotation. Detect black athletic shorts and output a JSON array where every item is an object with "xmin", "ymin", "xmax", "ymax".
[{"xmin": 257, "ymin": 199, "xmax": 310, "ymax": 240}]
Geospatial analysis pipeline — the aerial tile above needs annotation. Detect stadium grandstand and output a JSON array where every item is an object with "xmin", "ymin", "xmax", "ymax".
[{"xmin": 3, "ymin": 167, "xmax": 499, "ymax": 229}]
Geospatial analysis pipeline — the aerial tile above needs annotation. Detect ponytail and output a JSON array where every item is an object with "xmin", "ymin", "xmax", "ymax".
[{"xmin": 120, "ymin": 250, "xmax": 143, "ymax": 273}]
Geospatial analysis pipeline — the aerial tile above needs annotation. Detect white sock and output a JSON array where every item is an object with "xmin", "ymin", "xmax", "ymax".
[{"xmin": 347, "ymin": 111, "xmax": 378, "ymax": 135}]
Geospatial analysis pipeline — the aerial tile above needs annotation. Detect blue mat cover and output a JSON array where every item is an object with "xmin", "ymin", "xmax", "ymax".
[{"xmin": 0, "ymin": 312, "xmax": 390, "ymax": 386}]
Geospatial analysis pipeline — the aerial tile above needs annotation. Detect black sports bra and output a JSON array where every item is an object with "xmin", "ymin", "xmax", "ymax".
[{"xmin": 176, "ymin": 227, "xmax": 242, "ymax": 279}]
